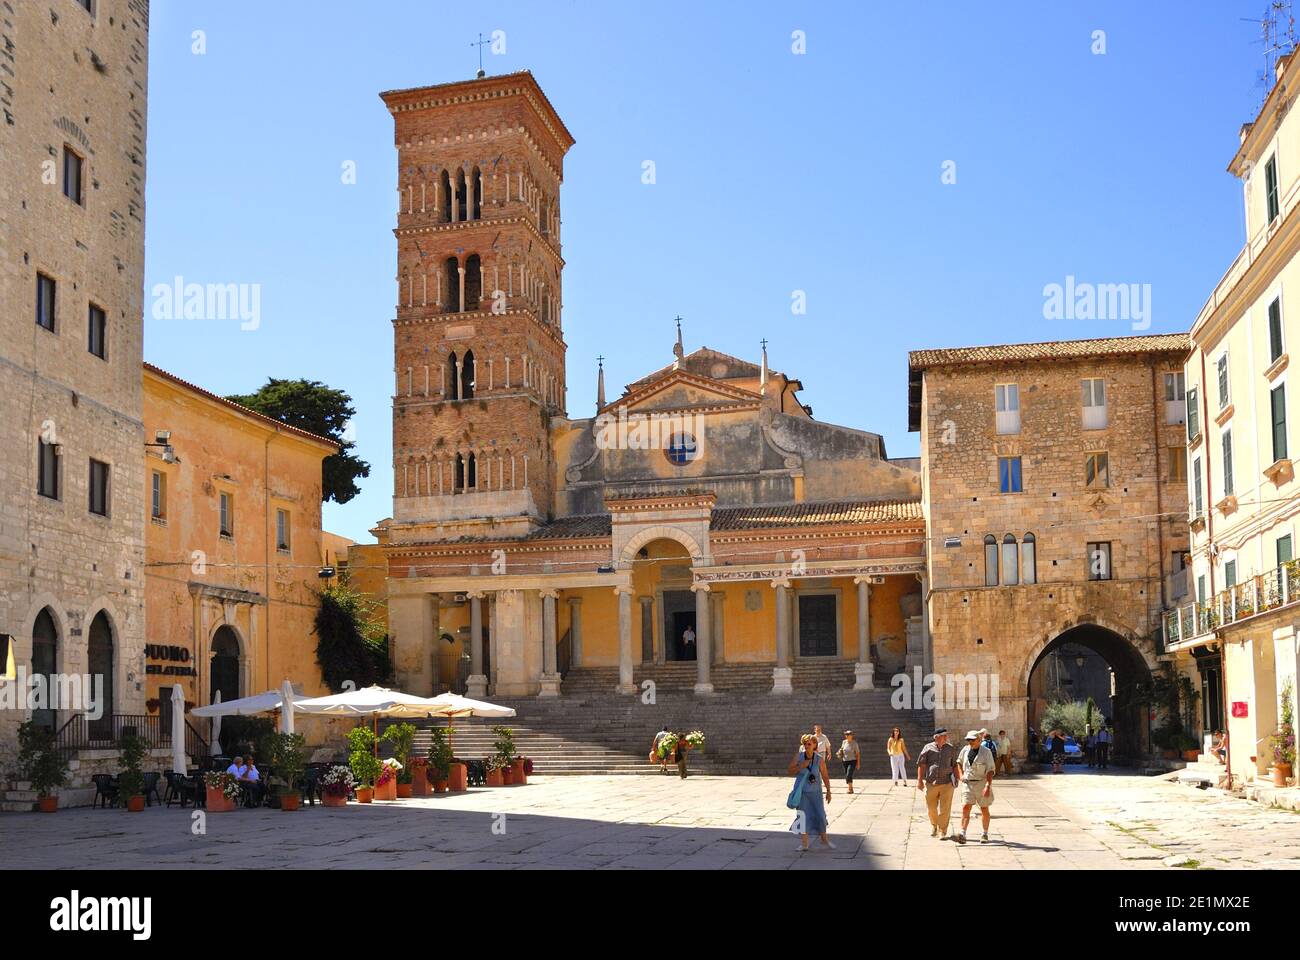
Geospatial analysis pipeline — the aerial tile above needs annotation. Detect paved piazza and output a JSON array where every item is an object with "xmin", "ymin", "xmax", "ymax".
[{"xmin": 5, "ymin": 770, "xmax": 1299, "ymax": 870}]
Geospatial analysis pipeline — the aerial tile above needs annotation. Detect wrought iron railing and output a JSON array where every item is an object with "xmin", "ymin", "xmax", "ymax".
[
  {"xmin": 55, "ymin": 713, "xmax": 209, "ymax": 760},
  {"xmin": 1164, "ymin": 561, "xmax": 1300, "ymax": 647}
]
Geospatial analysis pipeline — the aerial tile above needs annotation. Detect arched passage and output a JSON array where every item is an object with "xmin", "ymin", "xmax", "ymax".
[
  {"xmin": 1025, "ymin": 623, "xmax": 1153, "ymax": 760},
  {"xmin": 30, "ymin": 608, "xmax": 58, "ymax": 731}
]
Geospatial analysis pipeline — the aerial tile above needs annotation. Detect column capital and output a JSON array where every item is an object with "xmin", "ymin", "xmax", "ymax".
[
  {"xmin": 566, "ymin": 596, "xmax": 583, "ymax": 606},
  {"xmin": 539, "ymin": 588, "xmax": 560, "ymax": 600},
  {"xmin": 614, "ymin": 585, "xmax": 635, "ymax": 597},
  {"xmin": 852, "ymin": 575, "xmax": 875, "ymax": 586},
  {"xmin": 638, "ymin": 595, "xmax": 655, "ymax": 606},
  {"xmin": 689, "ymin": 581, "xmax": 711, "ymax": 593},
  {"xmin": 770, "ymin": 577, "xmax": 792, "ymax": 590},
  {"xmin": 467, "ymin": 590, "xmax": 488, "ymax": 600}
]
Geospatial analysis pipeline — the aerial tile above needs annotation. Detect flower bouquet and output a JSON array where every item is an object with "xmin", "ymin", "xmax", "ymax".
[
  {"xmin": 656, "ymin": 733, "xmax": 679, "ymax": 759},
  {"xmin": 684, "ymin": 730, "xmax": 705, "ymax": 752},
  {"xmin": 321, "ymin": 765, "xmax": 354, "ymax": 807}
]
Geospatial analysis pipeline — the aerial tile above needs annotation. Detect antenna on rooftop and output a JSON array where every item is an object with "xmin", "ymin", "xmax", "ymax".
[{"xmin": 1243, "ymin": 1, "xmax": 1298, "ymax": 104}]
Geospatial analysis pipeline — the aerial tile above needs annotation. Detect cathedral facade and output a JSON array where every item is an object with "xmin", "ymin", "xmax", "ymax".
[{"xmin": 374, "ymin": 72, "xmax": 924, "ymax": 700}]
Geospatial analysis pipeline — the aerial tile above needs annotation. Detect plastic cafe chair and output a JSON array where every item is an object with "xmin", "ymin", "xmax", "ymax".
[
  {"xmin": 141, "ymin": 771, "xmax": 163, "ymax": 807},
  {"xmin": 90, "ymin": 774, "xmax": 118, "ymax": 809}
]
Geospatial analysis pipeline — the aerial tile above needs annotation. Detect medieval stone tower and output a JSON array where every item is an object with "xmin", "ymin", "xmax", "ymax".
[{"xmin": 380, "ymin": 72, "xmax": 574, "ymax": 541}]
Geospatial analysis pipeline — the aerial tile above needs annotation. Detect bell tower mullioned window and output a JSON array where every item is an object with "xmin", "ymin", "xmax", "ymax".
[{"xmin": 383, "ymin": 72, "xmax": 575, "ymax": 524}]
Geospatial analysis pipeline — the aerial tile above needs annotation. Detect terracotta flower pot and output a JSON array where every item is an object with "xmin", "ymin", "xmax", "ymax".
[
  {"xmin": 1182, "ymin": 749, "xmax": 1200, "ymax": 762},
  {"xmin": 502, "ymin": 765, "xmax": 515, "ymax": 785},
  {"xmin": 356, "ymin": 787, "xmax": 374, "ymax": 804},
  {"xmin": 412, "ymin": 766, "xmax": 430, "ymax": 796},
  {"xmin": 510, "ymin": 759, "xmax": 527, "ymax": 785},
  {"xmin": 396, "ymin": 783, "xmax": 413, "ymax": 799},
  {"xmin": 37, "ymin": 796, "xmax": 58, "ymax": 813},
  {"xmin": 126, "ymin": 795, "xmax": 145, "ymax": 813},
  {"xmin": 322, "ymin": 792, "xmax": 348, "ymax": 808},
  {"xmin": 448, "ymin": 763, "xmax": 467, "ymax": 792},
  {"xmin": 486, "ymin": 768, "xmax": 504, "ymax": 787},
  {"xmin": 376, "ymin": 779, "xmax": 397, "ymax": 801},
  {"xmin": 205, "ymin": 786, "xmax": 236, "ymax": 812},
  {"xmin": 280, "ymin": 792, "xmax": 300, "ymax": 811},
  {"xmin": 1272, "ymin": 763, "xmax": 1293, "ymax": 786}
]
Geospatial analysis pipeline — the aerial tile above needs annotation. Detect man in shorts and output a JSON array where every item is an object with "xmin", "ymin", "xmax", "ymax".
[{"xmin": 956, "ymin": 730, "xmax": 995, "ymax": 844}]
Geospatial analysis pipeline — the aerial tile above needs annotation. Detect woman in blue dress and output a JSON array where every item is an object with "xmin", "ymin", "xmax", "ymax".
[{"xmin": 789, "ymin": 734, "xmax": 835, "ymax": 851}]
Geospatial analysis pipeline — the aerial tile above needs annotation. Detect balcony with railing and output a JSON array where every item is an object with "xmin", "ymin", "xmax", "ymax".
[
  {"xmin": 1164, "ymin": 561, "xmax": 1300, "ymax": 648},
  {"xmin": 53, "ymin": 713, "xmax": 209, "ymax": 760}
]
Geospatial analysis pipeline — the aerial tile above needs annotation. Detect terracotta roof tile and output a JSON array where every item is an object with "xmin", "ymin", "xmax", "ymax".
[
  {"xmin": 710, "ymin": 499, "xmax": 922, "ymax": 531},
  {"xmin": 908, "ymin": 333, "xmax": 1190, "ymax": 370}
]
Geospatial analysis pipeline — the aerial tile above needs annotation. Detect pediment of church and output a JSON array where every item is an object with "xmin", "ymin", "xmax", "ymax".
[{"xmin": 609, "ymin": 370, "xmax": 761, "ymax": 415}]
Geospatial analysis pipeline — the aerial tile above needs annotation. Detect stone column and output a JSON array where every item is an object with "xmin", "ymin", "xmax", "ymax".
[
  {"xmin": 430, "ymin": 594, "xmax": 442, "ymax": 692},
  {"xmin": 853, "ymin": 577, "xmax": 874, "ymax": 690},
  {"xmin": 467, "ymin": 591, "xmax": 487, "ymax": 697},
  {"xmin": 772, "ymin": 578, "xmax": 793, "ymax": 694},
  {"xmin": 539, "ymin": 590, "xmax": 560, "ymax": 698},
  {"xmin": 692, "ymin": 583, "xmax": 714, "ymax": 694},
  {"xmin": 921, "ymin": 573, "xmax": 933, "ymax": 675},
  {"xmin": 639, "ymin": 597, "xmax": 654, "ymax": 663},
  {"xmin": 616, "ymin": 586, "xmax": 635, "ymax": 694},
  {"xmin": 567, "ymin": 596, "xmax": 583, "ymax": 668},
  {"xmin": 710, "ymin": 591, "xmax": 725, "ymax": 666}
]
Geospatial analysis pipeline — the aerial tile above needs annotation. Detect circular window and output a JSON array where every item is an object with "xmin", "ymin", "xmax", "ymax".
[{"xmin": 665, "ymin": 433, "xmax": 699, "ymax": 466}]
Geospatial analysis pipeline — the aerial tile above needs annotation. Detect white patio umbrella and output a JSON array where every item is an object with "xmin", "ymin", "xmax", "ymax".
[
  {"xmin": 208, "ymin": 691, "xmax": 222, "ymax": 756},
  {"xmin": 280, "ymin": 678, "xmax": 296, "ymax": 735},
  {"xmin": 191, "ymin": 688, "xmax": 303, "ymax": 716},
  {"xmin": 424, "ymin": 692, "xmax": 516, "ymax": 753},
  {"xmin": 292, "ymin": 685, "xmax": 445, "ymax": 756},
  {"xmin": 170, "ymin": 684, "xmax": 187, "ymax": 773}
]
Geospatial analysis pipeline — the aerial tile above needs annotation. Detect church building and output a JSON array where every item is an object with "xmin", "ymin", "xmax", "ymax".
[{"xmin": 373, "ymin": 72, "xmax": 925, "ymax": 702}]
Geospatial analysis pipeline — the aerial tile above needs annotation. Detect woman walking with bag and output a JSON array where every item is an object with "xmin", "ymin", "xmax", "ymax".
[{"xmin": 788, "ymin": 734, "xmax": 835, "ymax": 852}]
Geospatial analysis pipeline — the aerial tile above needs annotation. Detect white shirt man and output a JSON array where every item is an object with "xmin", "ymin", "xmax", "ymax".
[
  {"xmin": 682, "ymin": 627, "xmax": 696, "ymax": 651},
  {"xmin": 812, "ymin": 725, "xmax": 832, "ymax": 762},
  {"xmin": 225, "ymin": 758, "xmax": 247, "ymax": 778}
]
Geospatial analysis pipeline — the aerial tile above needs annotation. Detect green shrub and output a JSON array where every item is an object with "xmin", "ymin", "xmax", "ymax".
[{"xmin": 17, "ymin": 721, "xmax": 68, "ymax": 799}]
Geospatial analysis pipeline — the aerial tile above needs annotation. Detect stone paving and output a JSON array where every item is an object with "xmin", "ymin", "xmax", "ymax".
[{"xmin": 3, "ymin": 768, "xmax": 1298, "ymax": 869}]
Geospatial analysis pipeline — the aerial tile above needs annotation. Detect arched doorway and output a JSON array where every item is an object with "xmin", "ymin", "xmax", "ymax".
[
  {"xmin": 1026, "ymin": 623, "xmax": 1153, "ymax": 760},
  {"xmin": 87, "ymin": 611, "xmax": 115, "ymax": 741},
  {"xmin": 210, "ymin": 626, "xmax": 241, "ymax": 705},
  {"xmin": 31, "ymin": 608, "xmax": 58, "ymax": 731},
  {"xmin": 629, "ymin": 538, "xmax": 697, "ymax": 663}
]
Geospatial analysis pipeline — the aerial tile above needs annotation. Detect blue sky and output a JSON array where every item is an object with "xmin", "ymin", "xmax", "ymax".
[{"xmin": 144, "ymin": 1, "xmax": 1278, "ymax": 542}]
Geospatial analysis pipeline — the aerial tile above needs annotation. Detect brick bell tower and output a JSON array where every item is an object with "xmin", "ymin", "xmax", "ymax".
[{"xmin": 380, "ymin": 72, "xmax": 574, "ymax": 540}]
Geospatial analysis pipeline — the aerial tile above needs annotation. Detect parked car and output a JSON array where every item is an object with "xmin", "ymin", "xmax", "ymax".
[{"xmin": 1040, "ymin": 736, "xmax": 1085, "ymax": 763}]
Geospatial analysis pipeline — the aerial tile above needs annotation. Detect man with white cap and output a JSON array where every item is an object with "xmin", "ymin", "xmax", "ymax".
[{"xmin": 956, "ymin": 730, "xmax": 995, "ymax": 845}]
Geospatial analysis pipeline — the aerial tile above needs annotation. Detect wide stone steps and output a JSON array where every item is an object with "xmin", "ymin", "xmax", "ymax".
[
  {"xmin": 393, "ymin": 685, "xmax": 932, "ymax": 777},
  {"xmin": 559, "ymin": 660, "xmax": 881, "ymax": 696}
]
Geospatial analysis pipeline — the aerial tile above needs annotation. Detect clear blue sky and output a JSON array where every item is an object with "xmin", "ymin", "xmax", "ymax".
[{"xmin": 143, "ymin": 1, "xmax": 1278, "ymax": 543}]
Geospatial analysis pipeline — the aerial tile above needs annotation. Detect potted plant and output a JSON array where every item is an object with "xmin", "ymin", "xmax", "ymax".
[
  {"xmin": 269, "ymin": 732, "xmax": 308, "ymax": 812},
  {"xmin": 427, "ymin": 727, "xmax": 453, "ymax": 794},
  {"xmin": 684, "ymin": 730, "xmax": 706, "ymax": 752},
  {"xmin": 491, "ymin": 725, "xmax": 526, "ymax": 786},
  {"xmin": 17, "ymin": 721, "xmax": 68, "ymax": 813},
  {"xmin": 1270, "ymin": 682, "xmax": 1296, "ymax": 786},
  {"xmin": 409, "ymin": 756, "xmax": 430, "ymax": 796},
  {"xmin": 384, "ymin": 722, "xmax": 417, "ymax": 798},
  {"xmin": 117, "ymin": 732, "xmax": 148, "ymax": 812},
  {"xmin": 375, "ymin": 759, "xmax": 401, "ymax": 800},
  {"xmin": 203, "ymin": 771, "xmax": 241, "ymax": 812},
  {"xmin": 484, "ymin": 754, "xmax": 506, "ymax": 787},
  {"xmin": 656, "ymin": 732, "xmax": 679, "ymax": 762},
  {"xmin": 347, "ymin": 726, "xmax": 381, "ymax": 803},
  {"xmin": 320, "ymin": 765, "xmax": 354, "ymax": 807}
]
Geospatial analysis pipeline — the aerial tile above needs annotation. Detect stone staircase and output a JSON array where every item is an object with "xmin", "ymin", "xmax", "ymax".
[
  {"xmin": 395, "ymin": 661, "xmax": 931, "ymax": 777},
  {"xmin": 1177, "ymin": 753, "xmax": 1228, "ymax": 787}
]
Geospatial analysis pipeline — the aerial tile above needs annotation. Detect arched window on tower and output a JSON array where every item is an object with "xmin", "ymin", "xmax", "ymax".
[
  {"xmin": 448, "ymin": 351, "xmax": 460, "ymax": 399},
  {"xmin": 444, "ymin": 257, "xmax": 460, "ymax": 313},
  {"xmin": 539, "ymin": 196, "xmax": 549, "ymax": 236},
  {"xmin": 467, "ymin": 453, "xmax": 477, "ymax": 489},
  {"xmin": 984, "ymin": 535, "xmax": 998, "ymax": 587},
  {"xmin": 1021, "ymin": 533, "xmax": 1037, "ymax": 585},
  {"xmin": 462, "ymin": 350, "xmax": 476, "ymax": 399},
  {"xmin": 465, "ymin": 254, "xmax": 482, "ymax": 311},
  {"xmin": 1001, "ymin": 534, "xmax": 1019, "ymax": 586},
  {"xmin": 456, "ymin": 168, "xmax": 468, "ymax": 222},
  {"xmin": 454, "ymin": 454, "xmax": 465, "ymax": 492},
  {"xmin": 471, "ymin": 165, "xmax": 482, "ymax": 220},
  {"xmin": 440, "ymin": 169, "xmax": 452, "ymax": 222}
]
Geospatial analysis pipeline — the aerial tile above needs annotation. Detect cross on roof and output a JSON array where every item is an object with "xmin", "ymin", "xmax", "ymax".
[{"xmin": 471, "ymin": 33, "xmax": 491, "ymax": 77}]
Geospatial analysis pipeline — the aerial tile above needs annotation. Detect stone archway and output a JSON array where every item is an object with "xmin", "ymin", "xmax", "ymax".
[
  {"xmin": 1023, "ymin": 623, "xmax": 1155, "ymax": 759},
  {"xmin": 210, "ymin": 624, "xmax": 244, "ymax": 705},
  {"xmin": 617, "ymin": 524, "xmax": 706, "ymax": 567}
]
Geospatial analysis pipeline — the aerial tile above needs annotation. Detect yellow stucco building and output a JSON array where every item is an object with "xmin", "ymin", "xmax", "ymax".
[{"xmin": 142, "ymin": 364, "xmax": 338, "ymax": 735}]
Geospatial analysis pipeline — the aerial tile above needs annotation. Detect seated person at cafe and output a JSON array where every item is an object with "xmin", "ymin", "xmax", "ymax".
[
  {"xmin": 242, "ymin": 758, "xmax": 265, "ymax": 806},
  {"xmin": 225, "ymin": 756, "xmax": 247, "ymax": 778}
]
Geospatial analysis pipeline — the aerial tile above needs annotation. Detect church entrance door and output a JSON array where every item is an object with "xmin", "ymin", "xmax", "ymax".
[{"xmin": 661, "ymin": 590, "xmax": 697, "ymax": 661}]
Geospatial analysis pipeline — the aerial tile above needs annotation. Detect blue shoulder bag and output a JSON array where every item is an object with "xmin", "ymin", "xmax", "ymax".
[{"xmin": 786, "ymin": 751, "xmax": 813, "ymax": 808}]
